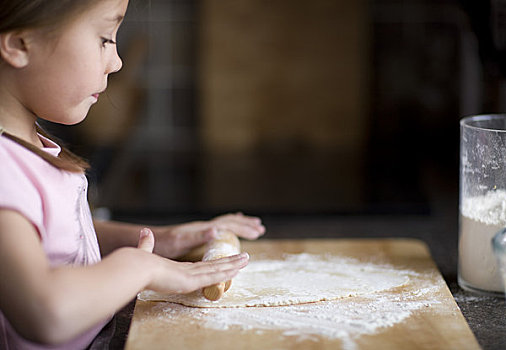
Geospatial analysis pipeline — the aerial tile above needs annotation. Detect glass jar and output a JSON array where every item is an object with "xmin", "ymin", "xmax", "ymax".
[{"xmin": 458, "ymin": 114, "xmax": 506, "ymax": 296}]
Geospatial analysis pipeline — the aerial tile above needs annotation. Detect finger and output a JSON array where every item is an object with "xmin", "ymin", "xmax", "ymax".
[
  {"xmin": 232, "ymin": 219, "xmax": 265, "ymax": 234},
  {"xmin": 209, "ymin": 252, "xmax": 249, "ymax": 266},
  {"xmin": 219, "ymin": 222, "xmax": 265, "ymax": 239},
  {"xmin": 237, "ymin": 213, "xmax": 263, "ymax": 226},
  {"xmin": 158, "ymin": 254, "xmax": 249, "ymax": 294},
  {"xmin": 215, "ymin": 214, "xmax": 265, "ymax": 234},
  {"xmin": 178, "ymin": 268, "xmax": 241, "ymax": 294},
  {"xmin": 137, "ymin": 227, "xmax": 155, "ymax": 253},
  {"xmin": 183, "ymin": 256, "xmax": 249, "ymax": 292},
  {"xmin": 191, "ymin": 253, "xmax": 249, "ymax": 273},
  {"xmin": 219, "ymin": 213, "xmax": 263, "ymax": 226}
]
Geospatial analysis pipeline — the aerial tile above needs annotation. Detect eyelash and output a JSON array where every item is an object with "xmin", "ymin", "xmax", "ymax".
[{"xmin": 101, "ymin": 37, "xmax": 117, "ymax": 47}]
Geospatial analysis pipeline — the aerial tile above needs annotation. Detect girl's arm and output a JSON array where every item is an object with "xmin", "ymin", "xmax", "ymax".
[
  {"xmin": 0, "ymin": 209, "xmax": 248, "ymax": 345},
  {"xmin": 94, "ymin": 213, "xmax": 265, "ymax": 258}
]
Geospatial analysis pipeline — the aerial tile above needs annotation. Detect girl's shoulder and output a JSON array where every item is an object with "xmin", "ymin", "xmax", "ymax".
[
  {"xmin": 0, "ymin": 136, "xmax": 47, "ymax": 234},
  {"xmin": 0, "ymin": 136, "xmax": 33, "ymax": 174},
  {"xmin": 0, "ymin": 134, "xmax": 42, "ymax": 166},
  {"xmin": 0, "ymin": 134, "xmax": 66, "ymax": 179},
  {"xmin": 0, "ymin": 133, "xmax": 61, "ymax": 162},
  {"xmin": 0, "ymin": 135, "xmax": 79, "ymax": 199},
  {"xmin": 0, "ymin": 135, "xmax": 87, "ymax": 241}
]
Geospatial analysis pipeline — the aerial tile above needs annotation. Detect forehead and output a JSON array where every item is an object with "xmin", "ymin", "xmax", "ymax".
[
  {"xmin": 79, "ymin": 0, "xmax": 128, "ymax": 26},
  {"xmin": 31, "ymin": 0, "xmax": 129, "ymax": 52}
]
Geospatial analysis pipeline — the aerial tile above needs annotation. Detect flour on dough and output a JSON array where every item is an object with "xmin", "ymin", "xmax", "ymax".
[{"xmin": 138, "ymin": 253, "xmax": 410, "ymax": 308}]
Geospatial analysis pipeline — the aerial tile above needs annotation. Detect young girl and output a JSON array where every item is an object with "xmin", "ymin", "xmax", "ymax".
[{"xmin": 0, "ymin": 1, "xmax": 265, "ymax": 349}]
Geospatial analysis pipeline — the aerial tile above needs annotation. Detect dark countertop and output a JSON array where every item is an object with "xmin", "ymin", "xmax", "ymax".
[
  {"xmin": 450, "ymin": 282, "xmax": 506, "ymax": 350},
  {"xmin": 92, "ymin": 214, "xmax": 506, "ymax": 350}
]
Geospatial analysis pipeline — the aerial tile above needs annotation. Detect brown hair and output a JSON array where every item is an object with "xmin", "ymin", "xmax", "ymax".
[
  {"xmin": 0, "ymin": 0, "xmax": 104, "ymax": 173},
  {"xmin": 0, "ymin": 1, "xmax": 102, "ymax": 33},
  {"xmin": 2, "ymin": 126, "xmax": 90, "ymax": 172}
]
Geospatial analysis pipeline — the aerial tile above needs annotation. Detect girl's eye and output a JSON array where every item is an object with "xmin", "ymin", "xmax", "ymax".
[{"xmin": 101, "ymin": 37, "xmax": 116, "ymax": 47}]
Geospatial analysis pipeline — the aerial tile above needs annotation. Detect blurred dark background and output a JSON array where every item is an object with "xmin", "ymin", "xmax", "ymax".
[{"xmin": 42, "ymin": 0, "xmax": 505, "ymax": 233}]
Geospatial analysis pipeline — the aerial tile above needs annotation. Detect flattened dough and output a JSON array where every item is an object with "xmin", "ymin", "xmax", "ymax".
[{"xmin": 138, "ymin": 254, "xmax": 410, "ymax": 308}]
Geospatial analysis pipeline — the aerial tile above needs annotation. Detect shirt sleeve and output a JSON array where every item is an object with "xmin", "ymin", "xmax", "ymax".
[{"xmin": 0, "ymin": 141, "xmax": 44, "ymax": 238}]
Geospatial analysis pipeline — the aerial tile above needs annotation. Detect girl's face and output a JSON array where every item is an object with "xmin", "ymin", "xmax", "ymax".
[{"xmin": 17, "ymin": 0, "xmax": 128, "ymax": 125}]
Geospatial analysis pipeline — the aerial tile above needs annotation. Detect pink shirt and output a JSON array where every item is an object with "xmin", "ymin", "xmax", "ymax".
[{"xmin": 0, "ymin": 134, "xmax": 108, "ymax": 349}]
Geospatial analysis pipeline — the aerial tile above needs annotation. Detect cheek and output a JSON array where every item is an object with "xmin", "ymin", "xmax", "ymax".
[
  {"xmin": 50, "ymin": 57, "xmax": 102, "ymax": 106},
  {"xmin": 52, "ymin": 42, "xmax": 103, "ymax": 95},
  {"xmin": 18, "ymin": 68, "xmax": 93, "ymax": 124}
]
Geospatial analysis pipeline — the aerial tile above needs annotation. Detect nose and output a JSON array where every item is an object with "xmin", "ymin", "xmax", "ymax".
[{"xmin": 106, "ymin": 47, "xmax": 123, "ymax": 74}]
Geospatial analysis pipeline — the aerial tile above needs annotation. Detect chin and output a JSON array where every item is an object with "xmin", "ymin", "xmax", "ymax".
[
  {"xmin": 48, "ymin": 112, "xmax": 89, "ymax": 126},
  {"xmin": 69, "ymin": 115, "xmax": 89, "ymax": 126},
  {"xmin": 66, "ymin": 107, "xmax": 93, "ymax": 125},
  {"xmin": 39, "ymin": 102, "xmax": 92, "ymax": 125}
]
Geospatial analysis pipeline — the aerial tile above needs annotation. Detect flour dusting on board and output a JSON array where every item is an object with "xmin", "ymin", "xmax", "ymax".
[
  {"xmin": 140, "ymin": 254, "xmax": 411, "ymax": 307},
  {"xmin": 155, "ymin": 292, "xmax": 438, "ymax": 350},
  {"xmin": 145, "ymin": 254, "xmax": 445, "ymax": 350}
]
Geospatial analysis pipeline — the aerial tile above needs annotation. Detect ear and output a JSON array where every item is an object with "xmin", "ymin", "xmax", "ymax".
[{"xmin": 0, "ymin": 31, "xmax": 30, "ymax": 68}]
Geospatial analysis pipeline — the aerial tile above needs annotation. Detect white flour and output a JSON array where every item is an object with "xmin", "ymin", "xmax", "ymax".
[
  {"xmin": 145, "ymin": 254, "xmax": 444, "ymax": 350},
  {"xmin": 152, "ymin": 281, "xmax": 441, "ymax": 350},
  {"xmin": 459, "ymin": 190, "xmax": 506, "ymax": 292},
  {"xmin": 140, "ymin": 254, "xmax": 411, "ymax": 307},
  {"xmin": 461, "ymin": 189, "xmax": 506, "ymax": 225}
]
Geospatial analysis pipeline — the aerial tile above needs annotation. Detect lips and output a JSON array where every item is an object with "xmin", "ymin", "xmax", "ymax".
[{"xmin": 92, "ymin": 93, "xmax": 99, "ymax": 100}]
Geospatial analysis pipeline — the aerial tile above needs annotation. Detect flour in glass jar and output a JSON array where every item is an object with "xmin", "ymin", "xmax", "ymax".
[{"xmin": 459, "ymin": 189, "xmax": 506, "ymax": 293}]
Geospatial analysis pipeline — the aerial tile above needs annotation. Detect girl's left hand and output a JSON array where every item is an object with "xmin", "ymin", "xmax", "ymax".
[{"xmin": 152, "ymin": 213, "xmax": 265, "ymax": 259}]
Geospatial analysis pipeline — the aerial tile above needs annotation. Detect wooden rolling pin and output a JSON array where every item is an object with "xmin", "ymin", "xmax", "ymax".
[{"xmin": 202, "ymin": 230, "xmax": 241, "ymax": 301}]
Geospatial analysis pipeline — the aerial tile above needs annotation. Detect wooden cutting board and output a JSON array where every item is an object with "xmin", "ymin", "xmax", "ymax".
[{"xmin": 125, "ymin": 238, "xmax": 480, "ymax": 350}]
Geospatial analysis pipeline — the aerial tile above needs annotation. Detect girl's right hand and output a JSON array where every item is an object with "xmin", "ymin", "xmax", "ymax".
[{"xmin": 136, "ymin": 228, "xmax": 249, "ymax": 294}]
